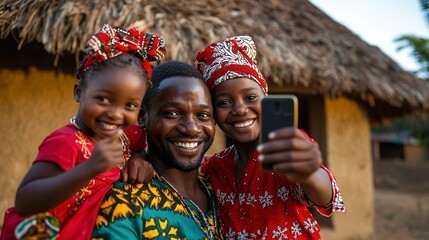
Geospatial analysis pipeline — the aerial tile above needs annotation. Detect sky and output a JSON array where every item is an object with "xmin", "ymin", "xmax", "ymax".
[{"xmin": 309, "ymin": 0, "xmax": 428, "ymax": 72}]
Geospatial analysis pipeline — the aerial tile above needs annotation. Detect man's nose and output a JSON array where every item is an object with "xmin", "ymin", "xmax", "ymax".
[{"xmin": 178, "ymin": 116, "xmax": 202, "ymax": 135}]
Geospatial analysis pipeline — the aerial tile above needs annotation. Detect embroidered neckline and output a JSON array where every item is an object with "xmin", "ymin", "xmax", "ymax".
[{"xmin": 160, "ymin": 174, "xmax": 217, "ymax": 240}]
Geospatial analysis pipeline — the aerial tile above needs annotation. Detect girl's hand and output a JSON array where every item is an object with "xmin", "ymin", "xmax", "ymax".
[
  {"xmin": 257, "ymin": 127, "xmax": 322, "ymax": 183},
  {"xmin": 87, "ymin": 129, "xmax": 125, "ymax": 174},
  {"xmin": 121, "ymin": 153, "xmax": 154, "ymax": 183}
]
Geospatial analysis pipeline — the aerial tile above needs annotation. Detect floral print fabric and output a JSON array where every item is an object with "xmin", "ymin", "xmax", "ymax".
[{"xmin": 200, "ymin": 145, "xmax": 345, "ymax": 240}]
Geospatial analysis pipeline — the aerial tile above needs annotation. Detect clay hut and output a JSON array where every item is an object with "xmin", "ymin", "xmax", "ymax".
[{"xmin": 1, "ymin": 0, "xmax": 429, "ymax": 239}]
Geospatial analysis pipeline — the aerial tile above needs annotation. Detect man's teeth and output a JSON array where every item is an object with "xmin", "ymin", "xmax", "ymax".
[
  {"xmin": 174, "ymin": 142, "xmax": 199, "ymax": 149},
  {"xmin": 234, "ymin": 120, "xmax": 254, "ymax": 128},
  {"xmin": 100, "ymin": 122, "xmax": 118, "ymax": 130}
]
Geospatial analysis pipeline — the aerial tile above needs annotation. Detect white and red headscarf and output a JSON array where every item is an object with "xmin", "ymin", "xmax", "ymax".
[{"xmin": 195, "ymin": 36, "xmax": 268, "ymax": 94}]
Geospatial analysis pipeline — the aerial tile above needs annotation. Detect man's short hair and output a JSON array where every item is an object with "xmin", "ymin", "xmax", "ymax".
[{"xmin": 142, "ymin": 61, "xmax": 206, "ymax": 110}]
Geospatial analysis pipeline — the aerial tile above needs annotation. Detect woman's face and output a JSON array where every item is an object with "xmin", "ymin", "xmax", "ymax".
[{"xmin": 213, "ymin": 78, "xmax": 264, "ymax": 144}]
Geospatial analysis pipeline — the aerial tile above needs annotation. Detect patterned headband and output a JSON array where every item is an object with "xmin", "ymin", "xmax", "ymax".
[
  {"xmin": 79, "ymin": 24, "xmax": 166, "ymax": 80},
  {"xmin": 195, "ymin": 36, "xmax": 268, "ymax": 94}
]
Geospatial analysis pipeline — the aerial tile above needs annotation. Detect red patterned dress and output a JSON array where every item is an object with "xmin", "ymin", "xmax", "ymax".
[
  {"xmin": 200, "ymin": 145, "xmax": 345, "ymax": 240},
  {"xmin": 32, "ymin": 123, "xmax": 145, "ymax": 239}
]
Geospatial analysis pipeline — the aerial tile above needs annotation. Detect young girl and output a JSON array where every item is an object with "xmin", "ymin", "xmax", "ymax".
[
  {"xmin": 195, "ymin": 36, "xmax": 345, "ymax": 239},
  {"xmin": 2, "ymin": 24, "xmax": 166, "ymax": 240}
]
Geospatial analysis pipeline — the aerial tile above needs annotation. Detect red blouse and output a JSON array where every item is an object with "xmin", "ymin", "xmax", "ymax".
[
  {"xmin": 34, "ymin": 124, "xmax": 145, "ymax": 240},
  {"xmin": 201, "ymin": 145, "xmax": 345, "ymax": 240}
]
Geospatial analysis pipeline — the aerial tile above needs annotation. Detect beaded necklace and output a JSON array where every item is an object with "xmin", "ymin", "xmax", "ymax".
[
  {"xmin": 160, "ymin": 175, "xmax": 217, "ymax": 240},
  {"xmin": 69, "ymin": 117, "xmax": 131, "ymax": 169}
]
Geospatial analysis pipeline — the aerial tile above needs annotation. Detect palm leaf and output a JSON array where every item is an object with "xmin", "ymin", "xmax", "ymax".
[
  {"xmin": 419, "ymin": 0, "xmax": 429, "ymax": 27},
  {"xmin": 395, "ymin": 35, "xmax": 429, "ymax": 77}
]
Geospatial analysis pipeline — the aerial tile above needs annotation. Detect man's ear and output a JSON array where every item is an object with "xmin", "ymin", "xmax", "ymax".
[
  {"xmin": 74, "ymin": 83, "xmax": 82, "ymax": 102},
  {"xmin": 143, "ymin": 112, "xmax": 149, "ymax": 127},
  {"xmin": 138, "ymin": 110, "xmax": 147, "ymax": 128}
]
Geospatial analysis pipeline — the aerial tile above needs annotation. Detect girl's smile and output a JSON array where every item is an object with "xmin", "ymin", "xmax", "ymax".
[
  {"xmin": 213, "ymin": 78, "xmax": 264, "ymax": 144},
  {"xmin": 230, "ymin": 118, "xmax": 256, "ymax": 130}
]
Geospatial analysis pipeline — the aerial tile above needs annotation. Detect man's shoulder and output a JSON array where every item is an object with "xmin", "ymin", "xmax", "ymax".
[
  {"xmin": 109, "ymin": 181, "xmax": 148, "ymax": 200},
  {"xmin": 197, "ymin": 174, "xmax": 216, "ymax": 194},
  {"xmin": 104, "ymin": 182, "xmax": 145, "ymax": 208},
  {"xmin": 106, "ymin": 178, "xmax": 163, "ymax": 206},
  {"xmin": 197, "ymin": 174, "xmax": 210, "ymax": 184},
  {"xmin": 95, "ymin": 182, "xmax": 145, "ymax": 229}
]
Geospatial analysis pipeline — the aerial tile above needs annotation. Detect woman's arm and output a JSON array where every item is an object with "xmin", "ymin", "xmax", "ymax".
[{"xmin": 257, "ymin": 127, "xmax": 333, "ymax": 206}]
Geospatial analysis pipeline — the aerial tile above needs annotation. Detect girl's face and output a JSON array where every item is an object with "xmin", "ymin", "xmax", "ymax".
[
  {"xmin": 213, "ymin": 78, "xmax": 264, "ymax": 144},
  {"xmin": 74, "ymin": 67, "xmax": 147, "ymax": 141}
]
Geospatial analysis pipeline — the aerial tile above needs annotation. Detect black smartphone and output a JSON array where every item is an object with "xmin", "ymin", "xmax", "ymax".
[{"xmin": 259, "ymin": 95, "xmax": 298, "ymax": 169}]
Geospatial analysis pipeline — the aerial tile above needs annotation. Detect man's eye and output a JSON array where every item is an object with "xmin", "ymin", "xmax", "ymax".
[
  {"xmin": 165, "ymin": 111, "xmax": 180, "ymax": 117},
  {"xmin": 198, "ymin": 112, "xmax": 211, "ymax": 119}
]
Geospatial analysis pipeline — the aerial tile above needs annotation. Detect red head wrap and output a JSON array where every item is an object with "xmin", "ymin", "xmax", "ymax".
[
  {"xmin": 195, "ymin": 36, "xmax": 268, "ymax": 94},
  {"xmin": 79, "ymin": 24, "xmax": 166, "ymax": 80}
]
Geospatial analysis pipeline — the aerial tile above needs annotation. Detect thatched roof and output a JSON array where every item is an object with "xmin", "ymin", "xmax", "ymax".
[{"xmin": 1, "ymin": 0, "xmax": 428, "ymax": 121}]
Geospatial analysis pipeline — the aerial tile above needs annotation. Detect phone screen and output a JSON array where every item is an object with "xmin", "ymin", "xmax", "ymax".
[
  {"xmin": 259, "ymin": 95, "xmax": 298, "ymax": 144},
  {"xmin": 259, "ymin": 95, "xmax": 298, "ymax": 170}
]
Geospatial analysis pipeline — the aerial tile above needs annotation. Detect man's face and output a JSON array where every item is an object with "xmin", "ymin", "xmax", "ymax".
[{"xmin": 146, "ymin": 76, "xmax": 215, "ymax": 171}]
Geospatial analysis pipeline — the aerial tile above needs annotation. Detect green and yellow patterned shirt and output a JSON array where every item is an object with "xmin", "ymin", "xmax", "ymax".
[{"xmin": 91, "ymin": 173, "xmax": 224, "ymax": 240}]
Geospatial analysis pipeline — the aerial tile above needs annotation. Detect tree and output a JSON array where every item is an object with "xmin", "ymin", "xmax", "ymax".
[
  {"xmin": 395, "ymin": 0, "xmax": 429, "ymax": 79},
  {"xmin": 375, "ymin": 0, "xmax": 429, "ymax": 145}
]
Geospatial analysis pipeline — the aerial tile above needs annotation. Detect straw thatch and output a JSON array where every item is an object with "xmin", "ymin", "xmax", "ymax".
[{"xmin": 1, "ymin": 0, "xmax": 428, "ymax": 121}]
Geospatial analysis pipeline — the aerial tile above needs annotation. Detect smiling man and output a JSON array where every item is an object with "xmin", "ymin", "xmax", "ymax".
[{"xmin": 91, "ymin": 61, "xmax": 224, "ymax": 240}]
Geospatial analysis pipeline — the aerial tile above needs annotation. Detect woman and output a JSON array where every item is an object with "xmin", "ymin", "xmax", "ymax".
[{"xmin": 195, "ymin": 36, "xmax": 345, "ymax": 239}]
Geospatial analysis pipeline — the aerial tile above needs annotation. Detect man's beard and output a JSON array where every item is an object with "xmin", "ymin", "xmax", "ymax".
[{"xmin": 146, "ymin": 131, "xmax": 213, "ymax": 172}]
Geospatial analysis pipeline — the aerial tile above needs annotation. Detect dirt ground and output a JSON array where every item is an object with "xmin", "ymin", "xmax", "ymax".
[{"xmin": 372, "ymin": 160, "xmax": 429, "ymax": 240}]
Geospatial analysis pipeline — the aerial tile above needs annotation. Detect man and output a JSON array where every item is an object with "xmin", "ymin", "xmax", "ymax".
[{"xmin": 91, "ymin": 61, "xmax": 224, "ymax": 239}]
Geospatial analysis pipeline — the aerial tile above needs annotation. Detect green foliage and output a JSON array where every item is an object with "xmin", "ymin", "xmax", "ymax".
[
  {"xmin": 395, "ymin": 36, "xmax": 429, "ymax": 77},
  {"xmin": 407, "ymin": 115, "xmax": 429, "ymax": 145},
  {"xmin": 394, "ymin": 0, "xmax": 429, "ymax": 79},
  {"xmin": 374, "ymin": 0, "xmax": 429, "ymax": 143},
  {"xmin": 373, "ymin": 115, "xmax": 429, "ymax": 145},
  {"xmin": 413, "ymin": 124, "xmax": 429, "ymax": 145},
  {"xmin": 420, "ymin": 0, "xmax": 429, "ymax": 26}
]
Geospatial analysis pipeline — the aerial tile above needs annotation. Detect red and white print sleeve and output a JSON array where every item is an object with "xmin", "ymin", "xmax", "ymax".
[
  {"xmin": 314, "ymin": 165, "xmax": 346, "ymax": 216},
  {"xmin": 300, "ymin": 129, "xmax": 346, "ymax": 216}
]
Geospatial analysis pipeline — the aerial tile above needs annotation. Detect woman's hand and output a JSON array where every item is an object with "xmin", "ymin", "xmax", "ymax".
[
  {"xmin": 257, "ymin": 127, "xmax": 333, "ymax": 206},
  {"xmin": 257, "ymin": 127, "xmax": 322, "ymax": 183}
]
